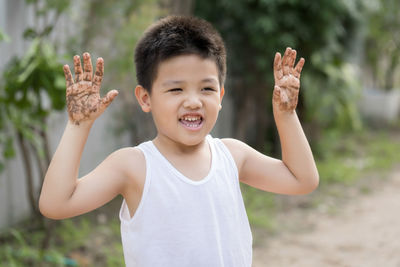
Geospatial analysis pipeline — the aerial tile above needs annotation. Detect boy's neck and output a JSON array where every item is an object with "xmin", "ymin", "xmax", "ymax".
[{"xmin": 153, "ymin": 135, "xmax": 208, "ymax": 156}]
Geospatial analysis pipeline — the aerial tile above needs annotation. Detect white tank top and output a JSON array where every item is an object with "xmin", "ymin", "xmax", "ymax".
[{"xmin": 119, "ymin": 135, "xmax": 253, "ymax": 267}]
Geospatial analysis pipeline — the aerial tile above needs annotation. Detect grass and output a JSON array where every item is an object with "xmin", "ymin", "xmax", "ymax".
[
  {"xmin": 1, "ymin": 128, "xmax": 399, "ymax": 266},
  {"xmin": 0, "ymin": 202, "xmax": 124, "ymax": 267},
  {"xmin": 241, "ymin": 185, "xmax": 276, "ymax": 229},
  {"xmin": 316, "ymin": 129, "xmax": 400, "ymax": 184}
]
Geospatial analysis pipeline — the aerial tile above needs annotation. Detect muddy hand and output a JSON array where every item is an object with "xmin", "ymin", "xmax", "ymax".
[
  {"xmin": 63, "ymin": 52, "xmax": 118, "ymax": 125},
  {"xmin": 273, "ymin": 47, "xmax": 305, "ymax": 112}
]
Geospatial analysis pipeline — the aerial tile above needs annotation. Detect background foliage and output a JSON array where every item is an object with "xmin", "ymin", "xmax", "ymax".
[
  {"xmin": 195, "ymin": 0, "xmax": 364, "ymax": 152},
  {"xmin": 364, "ymin": 0, "xmax": 400, "ymax": 90}
]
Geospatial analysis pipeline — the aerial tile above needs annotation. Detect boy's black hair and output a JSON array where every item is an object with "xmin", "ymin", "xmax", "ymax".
[{"xmin": 134, "ymin": 15, "xmax": 226, "ymax": 92}]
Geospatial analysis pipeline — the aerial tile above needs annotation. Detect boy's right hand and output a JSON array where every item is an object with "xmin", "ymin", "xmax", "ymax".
[{"xmin": 63, "ymin": 52, "xmax": 118, "ymax": 125}]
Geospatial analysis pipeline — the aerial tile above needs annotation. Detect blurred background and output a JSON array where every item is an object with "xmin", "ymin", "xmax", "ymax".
[{"xmin": 0, "ymin": 0, "xmax": 399, "ymax": 266}]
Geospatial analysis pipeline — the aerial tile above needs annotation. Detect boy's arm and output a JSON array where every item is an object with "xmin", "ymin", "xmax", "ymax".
[
  {"xmin": 223, "ymin": 47, "xmax": 319, "ymax": 195},
  {"xmin": 39, "ymin": 53, "xmax": 134, "ymax": 219}
]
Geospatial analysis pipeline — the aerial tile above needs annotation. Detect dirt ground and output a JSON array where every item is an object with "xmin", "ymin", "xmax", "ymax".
[{"xmin": 252, "ymin": 165, "xmax": 400, "ymax": 267}]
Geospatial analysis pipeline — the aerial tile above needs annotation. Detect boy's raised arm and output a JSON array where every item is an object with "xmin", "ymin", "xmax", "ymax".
[
  {"xmin": 224, "ymin": 47, "xmax": 319, "ymax": 195},
  {"xmin": 39, "ymin": 53, "xmax": 128, "ymax": 219}
]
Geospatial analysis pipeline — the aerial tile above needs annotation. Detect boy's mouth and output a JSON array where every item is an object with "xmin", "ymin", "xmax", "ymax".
[{"xmin": 179, "ymin": 115, "xmax": 203, "ymax": 130}]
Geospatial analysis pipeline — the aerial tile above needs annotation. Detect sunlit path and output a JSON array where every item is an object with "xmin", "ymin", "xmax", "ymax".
[{"xmin": 253, "ymin": 167, "xmax": 400, "ymax": 267}]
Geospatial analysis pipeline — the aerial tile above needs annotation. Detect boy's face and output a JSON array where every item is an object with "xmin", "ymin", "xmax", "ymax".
[{"xmin": 136, "ymin": 54, "xmax": 224, "ymax": 147}]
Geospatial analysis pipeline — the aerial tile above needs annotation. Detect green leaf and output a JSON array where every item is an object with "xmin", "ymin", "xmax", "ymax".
[
  {"xmin": 17, "ymin": 58, "xmax": 39, "ymax": 84},
  {"xmin": 0, "ymin": 30, "xmax": 10, "ymax": 42},
  {"xmin": 41, "ymin": 25, "xmax": 53, "ymax": 37},
  {"xmin": 0, "ymin": 162, "xmax": 4, "ymax": 173},
  {"xmin": 23, "ymin": 28, "xmax": 38, "ymax": 39},
  {"xmin": 4, "ymin": 137, "xmax": 16, "ymax": 159},
  {"xmin": 10, "ymin": 229, "xmax": 27, "ymax": 247},
  {"xmin": 44, "ymin": 0, "xmax": 70, "ymax": 14}
]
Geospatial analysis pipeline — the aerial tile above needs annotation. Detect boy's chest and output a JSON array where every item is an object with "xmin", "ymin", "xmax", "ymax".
[
  {"xmin": 165, "ymin": 153, "xmax": 212, "ymax": 182},
  {"xmin": 150, "ymin": 169, "xmax": 239, "ymax": 221}
]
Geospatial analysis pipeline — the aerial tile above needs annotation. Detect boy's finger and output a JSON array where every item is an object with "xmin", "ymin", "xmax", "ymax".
[
  {"xmin": 290, "ymin": 49, "xmax": 297, "ymax": 70},
  {"xmin": 282, "ymin": 47, "xmax": 291, "ymax": 76},
  {"xmin": 63, "ymin": 65, "xmax": 74, "ymax": 89},
  {"xmin": 83, "ymin": 52, "xmax": 93, "ymax": 81},
  {"xmin": 294, "ymin": 57, "xmax": 305, "ymax": 78},
  {"xmin": 74, "ymin": 55, "xmax": 83, "ymax": 83},
  {"xmin": 93, "ymin": 58, "xmax": 104, "ymax": 89},
  {"xmin": 273, "ymin": 52, "xmax": 283, "ymax": 81},
  {"xmin": 100, "ymin": 90, "xmax": 119, "ymax": 109}
]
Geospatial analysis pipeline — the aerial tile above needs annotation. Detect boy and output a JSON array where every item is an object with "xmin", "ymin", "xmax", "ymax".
[{"xmin": 39, "ymin": 16, "xmax": 319, "ymax": 266}]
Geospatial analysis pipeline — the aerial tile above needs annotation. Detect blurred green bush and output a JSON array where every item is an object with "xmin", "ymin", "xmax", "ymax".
[
  {"xmin": 364, "ymin": 0, "xmax": 400, "ymax": 90},
  {"xmin": 195, "ymin": 0, "xmax": 365, "ymax": 151}
]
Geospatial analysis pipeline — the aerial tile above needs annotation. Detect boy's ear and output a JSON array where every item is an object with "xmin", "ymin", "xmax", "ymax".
[
  {"xmin": 220, "ymin": 86, "xmax": 225, "ymax": 100},
  {"xmin": 135, "ymin": 85, "xmax": 151, "ymax": 112},
  {"xmin": 219, "ymin": 86, "xmax": 225, "ymax": 110}
]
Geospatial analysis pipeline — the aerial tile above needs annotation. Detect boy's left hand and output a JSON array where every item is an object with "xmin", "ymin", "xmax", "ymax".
[{"xmin": 273, "ymin": 47, "xmax": 305, "ymax": 112}]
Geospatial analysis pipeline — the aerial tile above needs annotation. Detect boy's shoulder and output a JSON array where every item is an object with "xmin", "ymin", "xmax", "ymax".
[
  {"xmin": 110, "ymin": 146, "xmax": 144, "ymax": 162},
  {"xmin": 108, "ymin": 146, "xmax": 146, "ymax": 185},
  {"xmin": 220, "ymin": 137, "xmax": 248, "ymax": 152},
  {"xmin": 220, "ymin": 138, "xmax": 250, "ymax": 168}
]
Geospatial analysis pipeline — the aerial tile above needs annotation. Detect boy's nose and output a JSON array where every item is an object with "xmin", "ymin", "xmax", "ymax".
[{"xmin": 183, "ymin": 94, "xmax": 202, "ymax": 109}]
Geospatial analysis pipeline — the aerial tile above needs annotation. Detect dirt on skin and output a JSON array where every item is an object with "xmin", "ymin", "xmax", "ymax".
[{"xmin": 252, "ymin": 166, "xmax": 400, "ymax": 267}]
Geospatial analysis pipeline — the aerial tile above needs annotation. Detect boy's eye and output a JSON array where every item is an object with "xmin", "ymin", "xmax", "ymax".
[
  {"xmin": 203, "ymin": 87, "xmax": 216, "ymax": 91},
  {"xmin": 168, "ymin": 88, "xmax": 182, "ymax": 92}
]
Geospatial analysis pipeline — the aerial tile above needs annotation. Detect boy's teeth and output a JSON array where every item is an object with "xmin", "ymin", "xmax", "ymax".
[{"xmin": 183, "ymin": 116, "xmax": 200, "ymax": 121}]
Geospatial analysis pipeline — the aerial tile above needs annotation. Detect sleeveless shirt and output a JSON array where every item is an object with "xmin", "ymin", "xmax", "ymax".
[{"xmin": 119, "ymin": 135, "xmax": 253, "ymax": 267}]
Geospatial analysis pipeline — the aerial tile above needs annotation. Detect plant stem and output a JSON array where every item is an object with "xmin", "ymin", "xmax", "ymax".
[{"xmin": 16, "ymin": 131, "xmax": 39, "ymax": 216}]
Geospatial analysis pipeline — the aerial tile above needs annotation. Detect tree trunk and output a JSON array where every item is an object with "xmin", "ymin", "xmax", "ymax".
[
  {"xmin": 29, "ymin": 141, "xmax": 44, "ymax": 195},
  {"xmin": 384, "ymin": 53, "xmax": 400, "ymax": 90},
  {"xmin": 38, "ymin": 117, "xmax": 51, "ymax": 185},
  {"xmin": 16, "ymin": 131, "xmax": 39, "ymax": 215},
  {"xmin": 40, "ymin": 218, "xmax": 57, "ymax": 250},
  {"xmin": 254, "ymin": 83, "xmax": 271, "ymax": 152}
]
